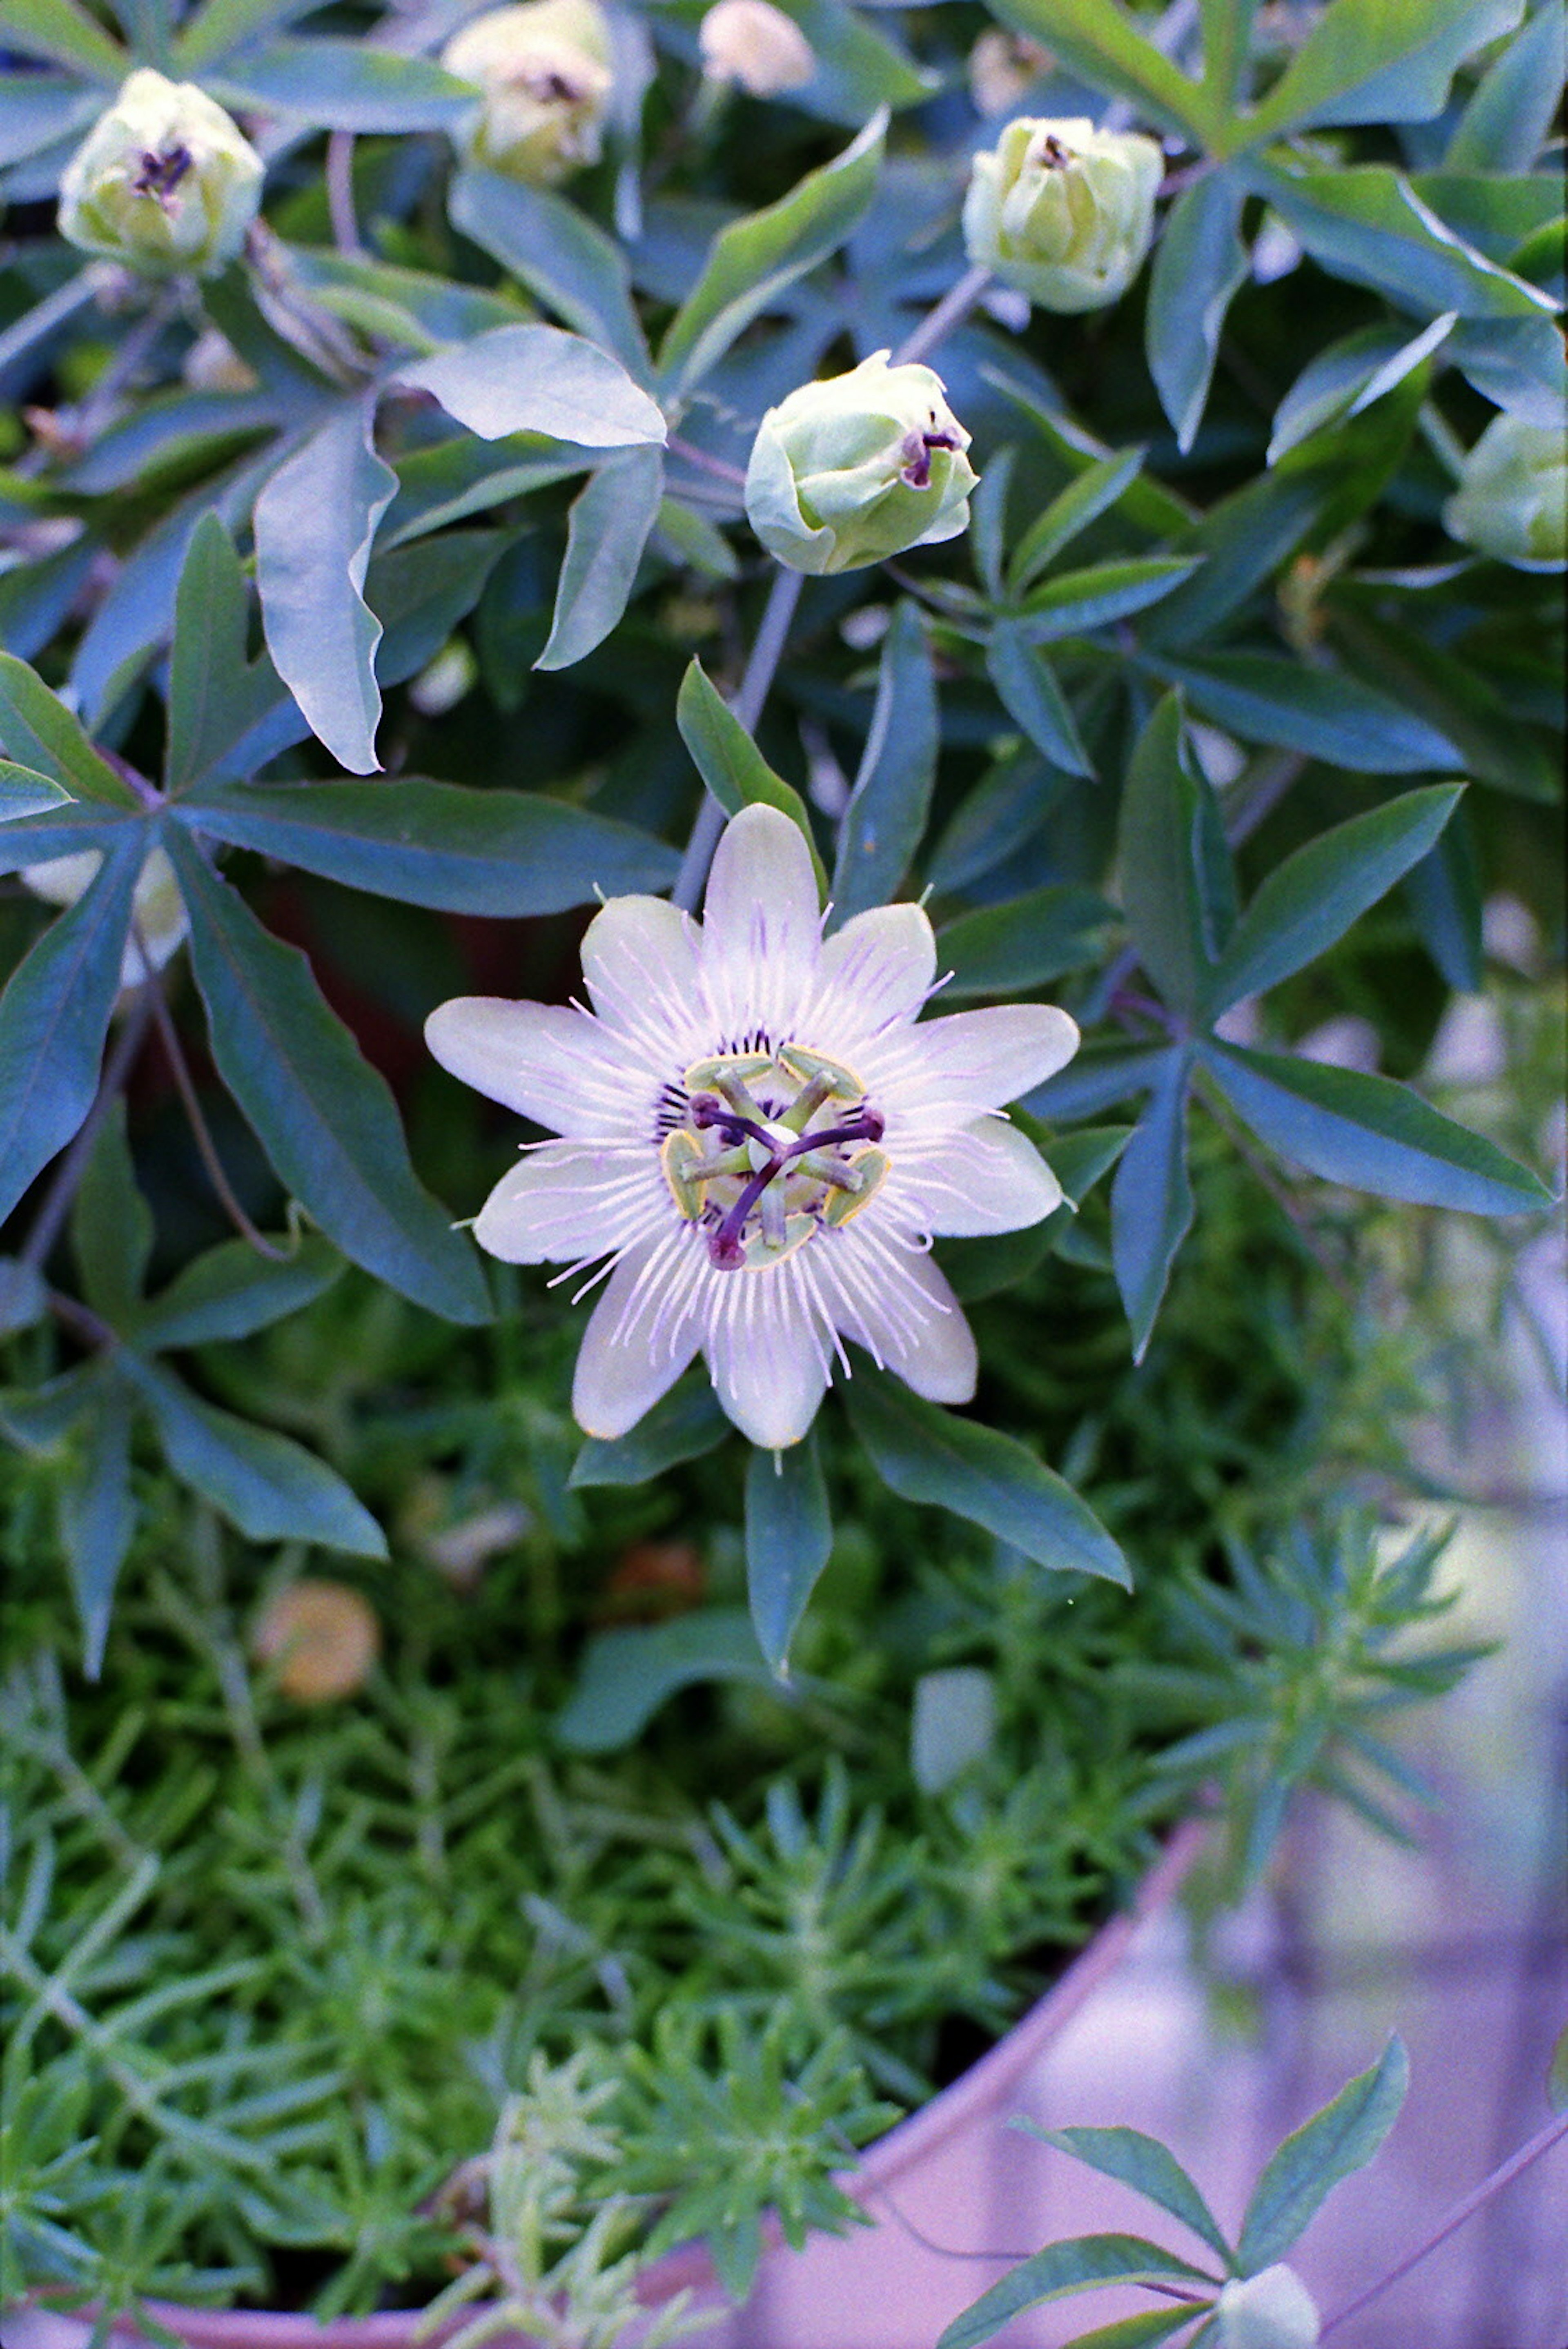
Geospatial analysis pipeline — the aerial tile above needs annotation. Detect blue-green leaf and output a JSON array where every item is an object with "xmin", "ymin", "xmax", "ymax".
[
  {"xmin": 985, "ymin": 0, "xmax": 1212, "ymax": 137},
  {"xmin": 165, "ymin": 514, "xmax": 287, "ymax": 796},
  {"xmin": 1253, "ymin": 161, "xmax": 1555, "ymax": 319},
  {"xmin": 161, "ymin": 825, "xmax": 491, "ymax": 1324},
  {"xmin": 831, "ymin": 601, "xmax": 936, "ymax": 926},
  {"xmin": 938, "ymin": 2235, "xmax": 1217, "ymax": 2349},
  {"xmin": 178, "ymin": 778, "xmax": 677, "ymax": 914},
  {"xmin": 555, "ymin": 1609, "xmax": 772, "ymax": 1751},
  {"xmin": 1200, "ymin": 1039, "xmax": 1555, "ymax": 1216},
  {"xmin": 209, "ymin": 39, "xmax": 477, "ymax": 131},
  {"xmin": 536, "ymin": 446, "xmax": 665, "ymax": 670},
  {"xmin": 0, "ymin": 802, "xmax": 134, "ymax": 880},
  {"xmin": 1444, "ymin": 0, "xmax": 1566, "ymax": 170},
  {"xmin": 0, "ymin": 654, "xmax": 140, "ymax": 808},
  {"xmin": 1268, "ymin": 315, "xmax": 1457, "ymax": 465},
  {"xmin": 1018, "ymin": 557, "xmax": 1201, "ymax": 645},
  {"xmin": 986, "ymin": 622, "xmax": 1093, "ymax": 777},
  {"xmin": 1024, "ymin": 1042, "xmax": 1173, "ymax": 1122},
  {"xmin": 0, "ymin": 762, "xmax": 70, "ymax": 820},
  {"xmin": 657, "ymin": 112, "xmax": 885, "ymax": 397},
  {"xmin": 173, "ymin": 0, "xmax": 333, "ymax": 72},
  {"xmin": 60, "ymin": 1371, "xmax": 136, "ymax": 1680},
  {"xmin": 0, "ymin": 828, "xmax": 142, "ymax": 1226},
  {"xmin": 1111, "ymin": 1049, "xmax": 1194, "ymax": 1361},
  {"xmin": 1210, "ymin": 785, "xmax": 1463, "ymax": 1010},
  {"xmin": 1162, "ymin": 652, "xmax": 1462, "ymax": 772},
  {"xmin": 1236, "ymin": 2039, "xmax": 1409, "ymax": 2272},
  {"xmin": 124, "ymin": 1356, "xmax": 387, "ymax": 1557},
  {"xmin": 911, "ymin": 1665, "xmax": 996, "ymax": 1794},
  {"xmin": 450, "ymin": 167, "xmax": 649, "ymax": 378},
  {"xmin": 937, "ymin": 886, "xmax": 1118, "ymax": 999},
  {"xmin": 569, "ymin": 1366, "xmax": 731, "ymax": 1487},
  {"xmin": 845, "ymin": 1366, "xmax": 1130, "ymax": 1589},
  {"xmin": 1238, "ymin": 0, "xmax": 1525, "ymax": 142},
  {"xmin": 396, "ymin": 323, "xmax": 666, "ymax": 450},
  {"xmin": 70, "ymin": 1098, "xmax": 151, "ymax": 1328},
  {"xmin": 1403, "ymin": 804, "xmax": 1483, "ymax": 993},
  {"xmin": 1117, "ymin": 693, "xmax": 1232, "ymax": 1018},
  {"xmin": 1146, "ymin": 171, "xmax": 1249, "ymax": 453},
  {"xmin": 1025, "ymin": 2125, "xmax": 1233, "ymax": 2265},
  {"xmin": 132, "ymin": 1238, "xmax": 343, "ymax": 1351},
  {"xmin": 676, "ymin": 657, "xmax": 826, "ymax": 893},
  {"xmin": 1007, "ymin": 445, "xmax": 1145, "ymax": 597},
  {"xmin": 746, "ymin": 1433, "xmax": 832, "ymax": 1677},
  {"xmin": 2, "ymin": 0, "xmax": 126, "ymax": 77},
  {"xmin": 252, "ymin": 398, "xmax": 397, "ymax": 776}
]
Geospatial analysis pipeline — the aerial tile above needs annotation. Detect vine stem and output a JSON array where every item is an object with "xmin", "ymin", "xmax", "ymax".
[
  {"xmin": 19, "ymin": 985, "xmax": 156, "ymax": 1274},
  {"xmin": 1320, "ymin": 2108, "xmax": 1568, "ymax": 2337},
  {"xmin": 893, "ymin": 261, "xmax": 992, "ymax": 368},
  {"xmin": 325, "ymin": 131, "xmax": 363, "ymax": 257}
]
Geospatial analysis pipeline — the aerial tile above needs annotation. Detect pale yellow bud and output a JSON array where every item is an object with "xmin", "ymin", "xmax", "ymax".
[
  {"xmin": 699, "ymin": 0, "xmax": 816, "ymax": 95},
  {"xmin": 21, "ymin": 846, "xmax": 188, "ymax": 989},
  {"xmin": 1443, "ymin": 412, "xmax": 1567, "ymax": 572},
  {"xmin": 441, "ymin": 0, "xmax": 614, "ymax": 186},
  {"xmin": 963, "ymin": 114, "xmax": 1162, "ymax": 312},
  {"xmin": 58, "ymin": 69, "xmax": 263, "ymax": 280}
]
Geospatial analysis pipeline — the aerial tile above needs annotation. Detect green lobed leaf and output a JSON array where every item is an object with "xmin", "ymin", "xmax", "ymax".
[
  {"xmin": 281, "ymin": 246, "xmax": 524, "ymax": 356},
  {"xmin": 1018, "ymin": 557, "xmax": 1202, "ymax": 646},
  {"xmin": 657, "ymin": 112, "xmax": 886, "ymax": 397},
  {"xmin": 937, "ymin": 886, "xmax": 1118, "ymax": 999},
  {"xmin": 252, "ymin": 398, "xmax": 398, "ymax": 777},
  {"xmin": 1054, "ymin": 2312, "xmax": 1201, "ymax": 2349},
  {"xmin": 59, "ymin": 1372, "xmax": 137, "ymax": 1682},
  {"xmin": 1111, "ymin": 1049, "xmax": 1195, "ymax": 1362},
  {"xmin": 0, "ymin": 655, "xmax": 140, "ymax": 809},
  {"xmin": 986, "ymin": 623, "xmax": 1093, "ymax": 777},
  {"xmin": 1007, "ymin": 445, "xmax": 1146, "ymax": 597},
  {"xmin": 937, "ymin": 2235, "xmax": 1218, "ymax": 2349},
  {"xmin": 0, "ymin": 828, "xmax": 143, "ymax": 1227},
  {"xmin": 676, "ymin": 657, "xmax": 827, "ymax": 893},
  {"xmin": 178, "ymin": 777, "xmax": 678, "ymax": 914},
  {"xmin": 569, "ymin": 1366, "xmax": 731, "ymax": 1487},
  {"xmin": 449, "ymin": 167, "xmax": 650, "ymax": 379},
  {"xmin": 1444, "ymin": 1, "xmax": 1567, "ymax": 171},
  {"xmin": 1117, "ymin": 693, "xmax": 1232, "ymax": 1019},
  {"xmin": 1448, "ymin": 312, "xmax": 1568, "ymax": 429},
  {"xmin": 831, "ymin": 601, "xmax": 937, "ymax": 926},
  {"xmin": 70, "ymin": 1098, "xmax": 151, "ymax": 1329},
  {"xmin": 1199, "ymin": 1038, "xmax": 1555, "ymax": 1217},
  {"xmin": 536, "ymin": 446, "xmax": 665, "ymax": 670},
  {"xmin": 969, "ymin": 444, "xmax": 1015, "ymax": 602},
  {"xmin": 381, "ymin": 433, "xmax": 587, "ymax": 550},
  {"xmin": 160, "ymin": 824, "xmax": 491, "ymax": 1324},
  {"xmin": 1024, "ymin": 2124, "xmax": 1233, "ymax": 2265},
  {"xmin": 131, "ymin": 1237, "xmax": 343, "ymax": 1351},
  {"xmin": 2, "ymin": 0, "xmax": 126, "ymax": 76},
  {"xmin": 1236, "ymin": 0, "xmax": 1525, "ymax": 144},
  {"xmin": 396, "ymin": 324, "xmax": 666, "ymax": 450},
  {"xmin": 122, "ymin": 1354, "xmax": 388, "ymax": 1559},
  {"xmin": 1146, "ymin": 172, "xmax": 1250, "ymax": 454},
  {"xmin": 208, "ymin": 40, "xmax": 477, "ymax": 131},
  {"xmin": 1327, "ymin": 605, "xmax": 1559, "ymax": 802},
  {"xmin": 1209, "ymin": 785, "xmax": 1464, "ymax": 1011},
  {"xmin": 745, "ymin": 1434, "xmax": 833, "ymax": 1677},
  {"xmin": 985, "ymin": 0, "xmax": 1212, "ymax": 137},
  {"xmin": 1236, "ymin": 2038, "xmax": 1410, "ymax": 2272},
  {"xmin": 1251, "ymin": 161, "xmax": 1556, "ymax": 320},
  {"xmin": 1159, "ymin": 652, "xmax": 1462, "ymax": 773},
  {"xmin": 1025, "ymin": 1041, "xmax": 1174, "ymax": 1123},
  {"xmin": 0, "ymin": 803, "xmax": 134, "ymax": 881},
  {"xmin": 0, "ymin": 762, "xmax": 71, "ymax": 820},
  {"xmin": 844, "ymin": 1365, "xmax": 1130, "ymax": 1589},
  {"xmin": 555, "ymin": 1609, "xmax": 773, "ymax": 1751}
]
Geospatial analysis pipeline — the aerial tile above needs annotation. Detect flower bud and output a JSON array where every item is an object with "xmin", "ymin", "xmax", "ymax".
[
  {"xmin": 1443, "ymin": 412, "xmax": 1567, "ymax": 572},
  {"xmin": 744, "ymin": 352, "xmax": 978, "ymax": 576},
  {"xmin": 967, "ymin": 29, "xmax": 1051, "ymax": 118},
  {"xmin": 1216, "ymin": 2266, "xmax": 1321, "ymax": 2349},
  {"xmin": 21, "ymin": 846, "xmax": 188, "ymax": 989},
  {"xmin": 699, "ymin": 0, "xmax": 816, "ymax": 94},
  {"xmin": 441, "ymin": 0, "xmax": 614, "ymax": 186},
  {"xmin": 962, "ymin": 115, "xmax": 1162, "ymax": 313},
  {"xmin": 57, "ymin": 69, "xmax": 263, "ymax": 280}
]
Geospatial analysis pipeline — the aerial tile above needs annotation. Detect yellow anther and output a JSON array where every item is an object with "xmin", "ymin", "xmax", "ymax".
[
  {"xmin": 777, "ymin": 1043, "xmax": 862, "ymax": 1099},
  {"xmin": 661, "ymin": 1129, "xmax": 708, "ymax": 1220},
  {"xmin": 684, "ymin": 1050, "xmax": 776, "ymax": 1093},
  {"xmin": 823, "ymin": 1145, "xmax": 889, "ymax": 1227}
]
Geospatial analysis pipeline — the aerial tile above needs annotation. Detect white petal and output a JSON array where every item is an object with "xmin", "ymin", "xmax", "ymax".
[
  {"xmin": 806, "ymin": 902, "xmax": 936, "ymax": 1053},
  {"xmin": 425, "ymin": 996, "xmax": 647, "ymax": 1139},
  {"xmin": 821, "ymin": 1232, "xmax": 977, "ymax": 1403},
  {"xmin": 579, "ymin": 894, "xmax": 707, "ymax": 1065},
  {"xmin": 472, "ymin": 1142, "xmax": 665, "ymax": 1262},
  {"xmin": 899, "ymin": 1116, "xmax": 1063, "ymax": 1236},
  {"xmin": 572, "ymin": 1234, "xmax": 704, "ymax": 1438},
  {"xmin": 699, "ymin": 803, "xmax": 822, "ymax": 1046},
  {"xmin": 878, "ymin": 1004, "xmax": 1080, "ymax": 1114},
  {"xmin": 703, "ymin": 1254, "xmax": 831, "ymax": 1448}
]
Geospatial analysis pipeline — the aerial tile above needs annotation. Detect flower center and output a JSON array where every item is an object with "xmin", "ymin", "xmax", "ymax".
[
  {"xmin": 900, "ymin": 418, "xmax": 960, "ymax": 490},
  {"xmin": 134, "ymin": 145, "xmax": 194, "ymax": 204},
  {"xmin": 660, "ymin": 1044, "xmax": 888, "ymax": 1272}
]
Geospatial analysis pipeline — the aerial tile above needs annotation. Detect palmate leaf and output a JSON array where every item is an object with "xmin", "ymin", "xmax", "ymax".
[
  {"xmin": 2, "ymin": 0, "xmax": 126, "ymax": 77},
  {"xmin": 1022, "ymin": 2125, "xmax": 1233, "ymax": 2265},
  {"xmin": 938, "ymin": 2235, "xmax": 1218, "ymax": 2349},
  {"xmin": 555, "ymin": 1609, "xmax": 773, "ymax": 1751},
  {"xmin": 0, "ymin": 763, "xmax": 71, "ymax": 820},
  {"xmin": 1158, "ymin": 651, "xmax": 1462, "ymax": 773},
  {"xmin": 131, "ymin": 1236, "xmax": 343, "ymax": 1350},
  {"xmin": 831, "ymin": 601, "xmax": 936, "ymax": 926},
  {"xmin": 70, "ymin": 1099, "xmax": 151, "ymax": 1327},
  {"xmin": 1116, "ymin": 694, "xmax": 1234, "ymax": 1020},
  {"xmin": 937, "ymin": 885, "xmax": 1118, "ymax": 1000},
  {"xmin": 986, "ymin": 624, "xmax": 1093, "ymax": 777},
  {"xmin": 208, "ymin": 40, "xmax": 477, "ymax": 131},
  {"xmin": 160, "ymin": 825, "xmax": 490, "ymax": 1325},
  {"xmin": 58, "ymin": 1372, "xmax": 136, "ymax": 1682},
  {"xmin": 1444, "ymin": 0, "xmax": 1567, "ymax": 171},
  {"xmin": 172, "ymin": 0, "xmax": 334, "ymax": 72},
  {"xmin": 984, "ymin": 0, "xmax": 1211, "ymax": 138},
  {"xmin": 1248, "ymin": 161, "xmax": 1555, "ymax": 321},
  {"xmin": 1110, "ymin": 1048, "xmax": 1195, "ymax": 1363},
  {"xmin": 1236, "ymin": 2039, "xmax": 1408, "ymax": 2271},
  {"xmin": 1235, "ymin": 0, "xmax": 1524, "ymax": 145},
  {"xmin": 745, "ymin": 1433, "xmax": 833, "ymax": 1676},
  {"xmin": 165, "ymin": 516, "xmax": 287, "ymax": 797},
  {"xmin": 1007, "ymin": 446, "xmax": 1146, "ymax": 597},
  {"xmin": 0, "ymin": 655, "xmax": 140, "ymax": 809}
]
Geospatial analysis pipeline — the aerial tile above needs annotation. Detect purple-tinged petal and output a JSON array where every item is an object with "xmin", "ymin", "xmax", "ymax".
[
  {"xmin": 580, "ymin": 895, "xmax": 707, "ymax": 1065},
  {"xmin": 703, "ymin": 1251, "xmax": 831, "ymax": 1447},
  {"xmin": 425, "ymin": 996, "xmax": 649, "ymax": 1140},
  {"xmin": 699, "ymin": 803, "xmax": 822, "ymax": 1046},
  {"xmin": 878, "ymin": 1003, "xmax": 1079, "ymax": 1113},
  {"xmin": 821, "ymin": 1235, "xmax": 977, "ymax": 1402},
  {"xmin": 572, "ymin": 1232, "xmax": 704, "ymax": 1438},
  {"xmin": 473, "ymin": 1142, "xmax": 665, "ymax": 1263},
  {"xmin": 807, "ymin": 902, "xmax": 936, "ymax": 1052},
  {"xmin": 899, "ymin": 1117, "xmax": 1062, "ymax": 1236}
]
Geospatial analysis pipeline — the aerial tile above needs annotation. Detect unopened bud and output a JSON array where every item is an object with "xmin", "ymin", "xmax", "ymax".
[
  {"xmin": 442, "ymin": 0, "xmax": 614, "ymax": 186},
  {"xmin": 744, "ymin": 351, "xmax": 978, "ymax": 576},
  {"xmin": 962, "ymin": 115, "xmax": 1162, "ymax": 312},
  {"xmin": 699, "ymin": 0, "xmax": 815, "ymax": 94},
  {"xmin": 21, "ymin": 845, "xmax": 188, "ymax": 989},
  {"xmin": 1216, "ymin": 2266, "xmax": 1320, "ymax": 2349},
  {"xmin": 1443, "ymin": 412, "xmax": 1567, "ymax": 572},
  {"xmin": 58, "ymin": 69, "xmax": 263, "ymax": 279}
]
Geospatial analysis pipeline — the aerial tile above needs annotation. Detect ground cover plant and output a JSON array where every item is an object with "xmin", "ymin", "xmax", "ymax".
[{"xmin": 0, "ymin": 0, "xmax": 1563, "ymax": 2332}]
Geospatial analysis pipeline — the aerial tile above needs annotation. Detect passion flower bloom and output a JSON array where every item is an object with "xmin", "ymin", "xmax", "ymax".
[
  {"xmin": 426, "ymin": 806, "xmax": 1078, "ymax": 1449},
  {"xmin": 962, "ymin": 116, "xmax": 1162, "ymax": 312},
  {"xmin": 57, "ymin": 68, "xmax": 263, "ymax": 279}
]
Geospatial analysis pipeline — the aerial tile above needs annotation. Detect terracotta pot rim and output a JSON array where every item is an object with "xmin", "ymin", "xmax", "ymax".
[{"xmin": 37, "ymin": 1815, "xmax": 1210, "ymax": 2349}]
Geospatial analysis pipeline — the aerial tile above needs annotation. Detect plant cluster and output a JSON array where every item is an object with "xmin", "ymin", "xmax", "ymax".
[{"xmin": 1, "ymin": 0, "xmax": 1563, "ymax": 2325}]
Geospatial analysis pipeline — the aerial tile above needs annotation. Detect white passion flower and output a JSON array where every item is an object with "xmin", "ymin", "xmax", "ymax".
[{"xmin": 426, "ymin": 805, "xmax": 1079, "ymax": 1450}]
